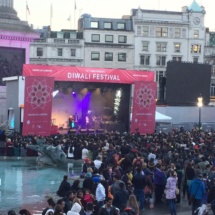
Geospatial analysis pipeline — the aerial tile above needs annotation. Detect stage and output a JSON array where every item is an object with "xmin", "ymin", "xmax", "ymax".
[{"xmin": 51, "ymin": 121, "xmax": 126, "ymax": 135}]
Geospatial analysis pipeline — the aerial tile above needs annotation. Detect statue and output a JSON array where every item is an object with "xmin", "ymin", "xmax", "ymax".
[{"xmin": 27, "ymin": 139, "xmax": 67, "ymax": 166}]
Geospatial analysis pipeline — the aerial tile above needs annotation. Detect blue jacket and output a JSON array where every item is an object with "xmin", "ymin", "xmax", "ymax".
[
  {"xmin": 154, "ymin": 168, "xmax": 166, "ymax": 185},
  {"xmin": 189, "ymin": 178, "xmax": 206, "ymax": 200}
]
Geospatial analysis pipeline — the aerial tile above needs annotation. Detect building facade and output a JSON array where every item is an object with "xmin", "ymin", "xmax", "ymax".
[
  {"xmin": 132, "ymin": 1, "xmax": 206, "ymax": 98},
  {"xmin": 205, "ymin": 31, "xmax": 215, "ymax": 98},
  {"xmin": 30, "ymin": 27, "xmax": 84, "ymax": 66},
  {"xmin": 78, "ymin": 14, "xmax": 134, "ymax": 69}
]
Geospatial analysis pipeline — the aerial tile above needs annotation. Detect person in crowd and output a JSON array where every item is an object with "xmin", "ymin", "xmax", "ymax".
[
  {"xmin": 98, "ymin": 197, "xmax": 119, "ymax": 215},
  {"xmin": 110, "ymin": 174, "xmax": 124, "ymax": 196},
  {"xmin": 126, "ymin": 194, "xmax": 139, "ymax": 215},
  {"xmin": 94, "ymin": 156, "xmax": 102, "ymax": 170},
  {"xmin": 57, "ymin": 199, "xmax": 66, "ymax": 213},
  {"xmin": 8, "ymin": 210, "xmax": 17, "ymax": 215},
  {"xmin": 53, "ymin": 204, "xmax": 64, "ymax": 215},
  {"xmin": 175, "ymin": 163, "xmax": 183, "ymax": 204},
  {"xmin": 207, "ymin": 178, "xmax": 215, "ymax": 215},
  {"xmin": 132, "ymin": 167, "xmax": 146, "ymax": 212},
  {"xmin": 84, "ymin": 202, "xmax": 95, "ymax": 215},
  {"xmin": 112, "ymin": 182, "xmax": 129, "ymax": 212},
  {"xmin": 154, "ymin": 163, "xmax": 166, "ymax": 204},
  {"xmin": 57, "ymin": 175, "xmax": 71, "ymax": 198},
  {"xmin": 189, "ymin": 172, "xmax": 206, "ymax": 215},
  {"xmin": 82, "ymin": 144, "xmax": 89, "ymax": 160},
  {"xmin": 83, "ymin": 189, "xmax": 95, "ymax": 206},
  {"xmin": 63, "ymin": 191, "xmax": 77, "ymax": 214},
  {"xmin": 67, "ymin": 202, "xmax": 82, "ymax": 215},
  {"xmin": 165, "ymin": 170, "xmax": 178, "ymax": 215},
  {"xmin": 185, "ymin": 162, "xmax": 196, "ymax": 204},
  {"xmin": 82, "ymin": 158, "xmax": 93, "ymax": 174},
  {"xmin": 19, "ymin": 209, "xmax": 31, "ymax": 215},
  {"xmin": 94, "ymin": 177, "xmax": 106, "ymax": 209},
  {"xmin": 42, "ymin": 198, "xmax": 56, "ymax": 215},
  {"xmin": 70, "ymin": 180, "xmax": 81, "ymax": 192}
]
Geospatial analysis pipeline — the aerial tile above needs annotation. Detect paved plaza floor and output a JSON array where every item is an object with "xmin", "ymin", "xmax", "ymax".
[{"xmin": 0, "ymin": 157, "xmax": 207, "ymax": 215}]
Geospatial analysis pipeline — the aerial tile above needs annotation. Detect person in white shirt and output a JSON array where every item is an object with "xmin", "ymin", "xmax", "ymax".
[
  {"xmin": 82, "ymin": 146, "xmax": 89, "ymax": 160},
  {"xmin": 94, "ymin": 177, "xmax": 106, "ymax": 209},
  {"xmin": 94, "ymin": 156, "xmax": 102, "ymax": 170}
]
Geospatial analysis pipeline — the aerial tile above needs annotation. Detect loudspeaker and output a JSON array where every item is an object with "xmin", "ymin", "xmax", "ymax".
[
  {"xmin": 68, "ymin": 129, "xmax": 76, "ymax": 134},
  {"xmin": 80, "ymin": 129, "xmax": 87, "ymax": 134},
  {"xmin": 97, "ymin": 129, "xmax": 104, "ymax": 134}
]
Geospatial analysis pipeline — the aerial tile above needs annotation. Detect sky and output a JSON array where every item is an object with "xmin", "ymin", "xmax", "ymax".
[{"xmin": 14, "ymin": 0, "xmax": 215, "ymax": 31}]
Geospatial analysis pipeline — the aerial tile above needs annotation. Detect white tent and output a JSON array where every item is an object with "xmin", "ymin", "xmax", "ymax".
[{"xmin": 155, "ymin": 111, "xmax": 172, "ymax": 123}]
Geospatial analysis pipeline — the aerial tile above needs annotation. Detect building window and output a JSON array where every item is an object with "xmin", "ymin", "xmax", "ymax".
[
  {"xmin": 174, "ymin": 43, "xmax": 181, "ymax": 52},
  {"xmin": 91, "ymin": 34, "xmax": 100, "ymax": 42},
  {"xmin": 140, "ymin": 55, "xmax": 150, "ymax": 65},
  {"xmin": 91, "ymin": 21, "xmax": 99, "ymax": 28},
  {"xmin": 143, "ymin": 26, "xmax": 149, "ymax": 36},
  {"xmin": 193, "ymin": 57, "xmax": 198, "ymax": 63},
  {"xmin": 105, "ymin": 35, "xmax": 113, "ymax": 43},
  {"xmin": 142, "ymin": 41, "xmax": 149, "ymax": 51},
  {"xmin": 137, "ymin": 26, "xmax": 141, "ymax": 35},
  {"xmin": 71, "ymin": 49, "xmax": 76, "ymax": 57},
  {"xmin": 172, "ymin": 56, "xmax": 182, "ymax": 62},
  {"xmin": 64, "ymin": 32, "xmax": 70, "ymax": 39},
  {"xmin": 104, "ymin": 22, "xmax": 112, "ymax": 29},
  {"xmin": 156, "ymin": 27, "xmax": 168, "ymax": 37},
  {"xmin": 117, "ymin": 23, "xmax": 125, "ymax": 30},
  {"xmin": 191, "ymin": 44, "xmax": 201, "ymax": 53},
  {"xmin": 105, "ymin": 52, "xmax": 113, "ymax": 61},
  {"xmin": 118, "ymin": 35, "xmax": 127, "ymax": 43},
  {"xmin": 194, "ymin": 30, "xmax": 199, "ymax": 39},
  {"xmin": 156, "ymin": 56, "xmax": 166, "ymax": 66},
  {"xmin": 91, "ymin": 52, "xmax": 100, "ymax": 61},
  {"xmin": 57, "ymin": 48, "xmax": 63, "ymax": 56},
  {"xmin": 118, "ymin": 53, "xmax": 126, "ymax": 62},
  {"xmin": 156, "ymin": 71, "xmax": 164, "ymax": 82},
  {"xmin": 156, "ymin": 42, "xmax": 167, "ymax": 52},
  {"xmin": 210, "ymin": 82, "xmax": 215, "ymax": 96},
  {"xmin": 36, "ymin": 48, "xmax": 43, "ymax": 56},
  {"xmin": 175, "ymin": 28, "xmax": 181, "ymax": 38}
]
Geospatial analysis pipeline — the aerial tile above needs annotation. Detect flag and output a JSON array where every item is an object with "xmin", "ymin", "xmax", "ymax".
[
  {"xmin": 67, "ymin": 15, "xmax": 71, "ymax": 21},
  {"xmin": 26, "ymin": 1, "xmax": 30, "ymax": 15},
  {"xmin": 74, "ymin": 0, "xmax": 77, "ymax": 10},
  {"xmin": 50, "ymin": 3, "xmax": 53, "ymax": 18}
]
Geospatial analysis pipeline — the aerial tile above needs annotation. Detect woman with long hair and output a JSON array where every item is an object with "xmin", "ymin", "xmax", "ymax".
[
  {"xmin": 126, "ymin": 194, "xmax": 139, "ymax": 215},
  {"xmin": 53, "ymin": 204, "xmax": 64, "ymax": 215},
  {"xmin": 165, "ymin": 170, "xmax": 178, "ymax": 215}
]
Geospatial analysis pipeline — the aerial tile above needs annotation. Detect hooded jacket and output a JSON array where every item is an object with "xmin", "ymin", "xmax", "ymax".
[{"xmin": 67, "ymin": 203, "xmax": 82, "ymax": 215}]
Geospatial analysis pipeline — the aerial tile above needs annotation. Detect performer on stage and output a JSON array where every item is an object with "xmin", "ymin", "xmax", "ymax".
[
  {"xmin": 86, "ymin": 114, "xmax": 90, "ymax": 129},
  {"xmin": 73, "ymin": 113, "xmax": 79, "ymax": 129},
  {"xmin": 68, "ymin": 115, "xmax": 74, "ymax": 129}
]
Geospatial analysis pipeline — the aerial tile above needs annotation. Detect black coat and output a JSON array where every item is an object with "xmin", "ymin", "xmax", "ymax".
[
  {"xmin": 112, "ymin": 189, "xmax": 129, "ymax": 211},
  {"xmin": 57, "ymin": 180, "xmax": 70, "ymax": 197}
]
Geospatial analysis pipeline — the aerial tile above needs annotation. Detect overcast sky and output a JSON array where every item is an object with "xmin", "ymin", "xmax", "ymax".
[{"xmin": 14, "ymin": 0, "xmax": 214, "ymax": 31}]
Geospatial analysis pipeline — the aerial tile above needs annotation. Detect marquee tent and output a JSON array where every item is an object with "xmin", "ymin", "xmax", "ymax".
[{"xmin": 155, "ymin": 111, "xmax": 172, "ymax": 123}]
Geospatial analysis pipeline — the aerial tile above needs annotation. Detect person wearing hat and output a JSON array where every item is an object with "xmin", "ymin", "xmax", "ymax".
[
  {"xmin": 82, "ymin": 158, "xmax": 93, "ymax": 174},
  {"xmin": 189, "ymin": 172, "xmax": 206, "ymax": 215}
]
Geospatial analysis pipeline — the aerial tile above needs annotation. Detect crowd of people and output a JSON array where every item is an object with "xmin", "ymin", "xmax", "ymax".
[{"xmin": 6, "ymin": 127, "xmax": 215, "ymax": 215}]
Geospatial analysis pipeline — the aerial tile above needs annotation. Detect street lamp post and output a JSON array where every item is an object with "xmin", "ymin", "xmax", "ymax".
[{"xmin": 197, "ymin": 96, "xmax": 203, "ymax": 130}]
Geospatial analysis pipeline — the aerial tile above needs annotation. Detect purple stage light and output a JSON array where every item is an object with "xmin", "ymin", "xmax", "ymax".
[{"xmin": 72, "ymin": 91, "xmax": 76, "ymax": 95}]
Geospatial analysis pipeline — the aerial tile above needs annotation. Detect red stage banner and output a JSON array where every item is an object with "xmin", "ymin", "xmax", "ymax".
[
  {"xmin": 23, "ymin": 64, "xmax": 154, "ymax": 84},
  {"xmin": 130, "ymin": 82, "xmax": 156, "ymax": 134},
  {"xmin": 22, "ymin": 76, "xmax": 54, "ymax": 136}
]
